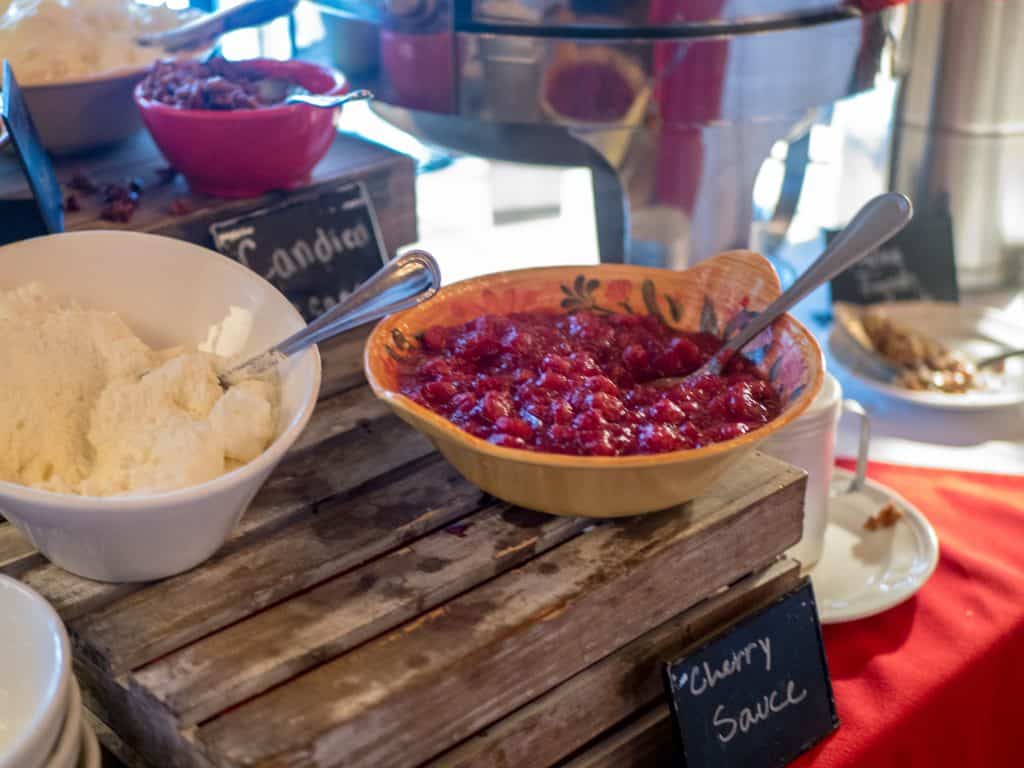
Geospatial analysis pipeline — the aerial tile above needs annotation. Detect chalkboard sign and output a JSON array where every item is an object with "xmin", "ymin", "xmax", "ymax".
[
  {"xmin": 1, "ymin": 61, "xmax": 64, "ymax": 238},
  {"xmin": 829, "ymin": 201, "xmax": 958, "ymax": 306},
  {"xmin": 664, "ymin": 579, "xmax": 837, "ymax": 768},
  {"xmin": 210, "ymin": 181, "xmax": 386, "ymax": 322}
]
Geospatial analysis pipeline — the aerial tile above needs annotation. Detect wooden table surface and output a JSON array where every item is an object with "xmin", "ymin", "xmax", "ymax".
[{"xmin": 1, "ymin": 328, "xmax": 805, "ymax": 767}]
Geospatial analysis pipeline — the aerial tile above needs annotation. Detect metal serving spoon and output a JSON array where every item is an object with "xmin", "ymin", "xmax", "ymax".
[
  {"xmin": 976, "ymin": 348, "xmax": 1024, "ymax": 368},
  {"xmin": 654, "ymin": 192, "xmax": 914, "ymax": 388},
  {"xmin": 248, "ymin": 83, "xmax": 374, "ymax": 109},
  {"xmin": 136, "ymin": 0, "xmax": 298, "ymax": 52},
  {"xmin": 253, "ymin": 79, "xmax": 374, "ymax": 108},
  {"xmin": 218, "ymin": 250, "xmax": 441, "ymax": 387},
  {"xmin": 283, "ymin": 90, "xmax": 375, "ymax": 109}
]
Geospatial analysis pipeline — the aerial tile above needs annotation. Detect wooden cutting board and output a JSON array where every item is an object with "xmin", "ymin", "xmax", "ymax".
[{"xmin": 0, "ymin": 330, "xmax": 806, "ymax": 768}]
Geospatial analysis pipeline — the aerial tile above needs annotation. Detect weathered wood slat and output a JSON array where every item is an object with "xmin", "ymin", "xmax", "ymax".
[
  {"xmin": 230, "ymin": 389, "xmax": 434, "ymax": 542},
  {"xmin": 137, "ymin": 506, "xmax": 591, "ymax": 726},
  {"xmin": 72, "ymin": 458, "xmax": 479, "ymax": 674},
  {"xmin": 428, "ymin": 559, "xmax": 801, "ymax": 768},
  {"xmin": 84, "ymin": 708, "xmax": 142, "ymax": 768},
  {"xmin": 560, "ymin": 705, "xmax": 676, "ymax": 768},
  {"xmin": 0, "ymin": 524, "xmax": 36, "ymax": 569},
  {"xmin": 76, "ymin": 656, "xmax": 215, "ymax": 768},
  {"xmin": 314, "ymin": 327, "xmax": 373, "ymax": 404},
  {"xmin": 291, "ymin": 386, "xmax": 379, "ymax": 455},
  {"xmin": 196, "ymin": 457, "xmax": 804, "ymax": 768},
  {"xmin": 16, "ymin": 564, "xmax": 140, "ymax": 622}
]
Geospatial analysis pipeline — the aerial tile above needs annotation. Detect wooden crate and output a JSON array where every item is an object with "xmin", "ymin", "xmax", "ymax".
[
  {"xmin": 0, "ymin": 333, "xmax": 806, "ymax": 768},
  {"xmin": 0, "ymin": 131, "xmax": 418, "ymax": 254}
]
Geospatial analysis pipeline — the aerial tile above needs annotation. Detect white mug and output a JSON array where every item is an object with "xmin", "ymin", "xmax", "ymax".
[{"xmin": 759, "ymin": 373, "xmax": 870, "ymax": 569}]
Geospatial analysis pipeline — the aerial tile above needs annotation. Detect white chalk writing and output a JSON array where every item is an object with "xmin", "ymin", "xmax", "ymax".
[
  {"xmin": 712, "ymin": 679, "xmax": 809, "ymax": 744},
  {"xmin": 688, "ymin": 637, "xmax": 772, "ymax": 697}
]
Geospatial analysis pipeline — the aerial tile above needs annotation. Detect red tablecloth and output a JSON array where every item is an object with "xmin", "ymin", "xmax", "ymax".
[{"xmin": 795, "ymin": 461, "xmax": 1024, "ymax": 767}]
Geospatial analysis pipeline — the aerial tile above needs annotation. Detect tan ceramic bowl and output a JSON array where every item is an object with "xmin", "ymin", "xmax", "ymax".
[{"xmin": 364, "ymin": 251, "xmax": 823, "ymax": 517}]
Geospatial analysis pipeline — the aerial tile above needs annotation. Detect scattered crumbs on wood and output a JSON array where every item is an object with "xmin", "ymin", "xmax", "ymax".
[
  {"xmin": 445, "ymin": 522, "xmax": 472, "ymax": 538},
  {"xmin": 67, "ymin": 169, "xmax": 98, "ymax": 193},
  {"xmin": 168, "ymin": 197, "xmax": 193, "ymax": 216},
  {"xmin": 101, "ymin": 197, "xmax": 138, "ymax": 223},
  {"xmin": 103, "ymin": 182, "xmax": 139, "ymax": 203},
  {"xmin": 100, "ymin": 182, "xmax": 141, "ymax": 223},
  {"xmin": 863, "ymin": 502, "xmax": 903, "ymax": 531},
  {"xmin": 64, "ymin": 170, "xmax": 147, "ymax": 222}
]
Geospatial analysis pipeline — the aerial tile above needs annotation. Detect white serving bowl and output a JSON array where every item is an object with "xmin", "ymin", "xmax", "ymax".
[
  {"xmin": 0, "ymin": 231, "xmax": 321, "ymax": 582},
  {"xmin": 22, "ymin": 70, "xmax": 147, "ymax": 156},
  {"xmin": 0, "ymin": 576, "xmax": 71, "ymax": 768}
]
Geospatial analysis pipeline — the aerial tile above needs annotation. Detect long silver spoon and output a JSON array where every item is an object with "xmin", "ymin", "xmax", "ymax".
[
  {"xmin": 219, "ymin": 249, "xmax": 441, "ymax": 387},
  {"xmin": 283, "ymin": 90, "xmax": 375, "ymax": 109},
  {"xmin": 976, "ymin": 348, "xmax": 1024, "ymax": 368},
  {"xmin": 254, "ymin": 82, "xmax": 373, "ymax": 109},
  {"xmin": 655, "ymin": 192, "xmax": 914, "ymax": 388},
  {"xmin": 136, "ymin": 0, "xmax": 298, "ymax": 52}
]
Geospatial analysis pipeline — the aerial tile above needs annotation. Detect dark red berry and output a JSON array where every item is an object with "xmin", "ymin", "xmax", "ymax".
[
  {"xmin": 399, "ymin": 310, "xmax": 780, "ymax": 455},
  {"xmin": 422, "ymin": 381, "xmax": 456, "ymax": 405}
]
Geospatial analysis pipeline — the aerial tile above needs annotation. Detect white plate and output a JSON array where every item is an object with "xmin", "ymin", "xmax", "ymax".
[
  {"xmin": 811, "ymin": 468, "xmax": 939, "ymax": 624},
  {"xmin": 75, "ymin": 721, "xmax": 98, "ymax": 768},
  {"xmin": 43, "ymin": 679, "xmax": 81, "ymax": 768},
  {"xmin": 0, "ymin": 576, "xmax": 71, "ymax": 768},
  {"xmin": 828, "ymin": 301, "xmax": 1024, "ymax": 411}
]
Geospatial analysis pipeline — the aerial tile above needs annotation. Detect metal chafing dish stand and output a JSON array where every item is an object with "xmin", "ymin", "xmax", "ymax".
[{"xmin": 311, "ymin": 0, "xmax": 904, "ymax": 268}]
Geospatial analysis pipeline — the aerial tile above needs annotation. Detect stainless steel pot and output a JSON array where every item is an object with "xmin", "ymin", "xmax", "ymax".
[
  {"xmin": 314, "ymin": 0, "xmax": 905, "ymax": 267},
  {"xmin": 891, "ymin": 0, "xmax": 1024, "ymax": 291}
]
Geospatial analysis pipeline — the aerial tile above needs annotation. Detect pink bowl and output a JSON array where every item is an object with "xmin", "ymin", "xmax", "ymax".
[{"xmin": 134, "ymin": 59, "xmax": 346, "ymax": 198}]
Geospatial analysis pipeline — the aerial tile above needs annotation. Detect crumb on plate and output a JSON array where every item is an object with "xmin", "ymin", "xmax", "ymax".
[{"xmin": 864, "ymin": 502, "xmax": 903, "ymax": 531}]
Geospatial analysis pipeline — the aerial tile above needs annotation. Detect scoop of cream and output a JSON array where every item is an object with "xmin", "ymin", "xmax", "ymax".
[
  {"xmin": 0, "ymin": 0, "xmax": 190, "ymax": 86},
  {"xmin": 0, "ymin": 283, "xmax": 278, "ymax": 497}
]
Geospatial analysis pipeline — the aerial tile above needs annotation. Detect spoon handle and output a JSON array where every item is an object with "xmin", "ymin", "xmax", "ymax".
[
  {"xmin": 976, "ymin": 348, "xmax": 1024, "ymax": 369},
  {"xmin": 274, "ymin": 249, "xmax": 441, "ymax": 357},
  {"xmin": 285, "ymin": 90, "xmax": 375, "ymax": 109},
  {"xmin": 722, "ymin": 193, "xmax": 914, "ymax": 357},
  {"xmin": 221, "ymin": 250, "xmax": 440, "ymax": 386}
]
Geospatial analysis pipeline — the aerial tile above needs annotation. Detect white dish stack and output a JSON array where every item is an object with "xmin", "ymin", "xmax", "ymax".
[{"xmin": 0, "ymin": 576, "xmax": 100, "ymax": 768}]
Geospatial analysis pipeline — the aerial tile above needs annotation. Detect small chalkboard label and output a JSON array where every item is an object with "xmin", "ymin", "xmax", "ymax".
[
  {"xmin": 210, "ymin": 181, "xmax": 386, "ymax": 321},
  {"xmin": 829, "ymin": 200, "xmax": 958, "ymax": 306},
  {"xmin": 664, "ymin": 579, "xmax": 837, "ymax": 768},
  {"xmin": 1, "ymin": 60, "xmax": 64, "ymax": 237}
]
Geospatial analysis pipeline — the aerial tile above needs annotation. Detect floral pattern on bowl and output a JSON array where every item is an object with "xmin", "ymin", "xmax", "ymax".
[{"xmin": 379, "ymin": 257, "xmax": 814, "ymax": 411}]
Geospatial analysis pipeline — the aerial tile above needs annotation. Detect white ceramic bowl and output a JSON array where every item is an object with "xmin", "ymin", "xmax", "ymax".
[
  {"xmin": 22, "ymin": 70, "xmax": 147, "ymax": 156},
  {"xmin": 0, "ymin": 231, "xmax": 321, "ymax": 582},
  {"xmin": 1, "ymin": 68, "xmax": 152, "ymax": 157},
  {"xmin": 0, "ymin": 576, "xmax": 71, "ymax": 768}
]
